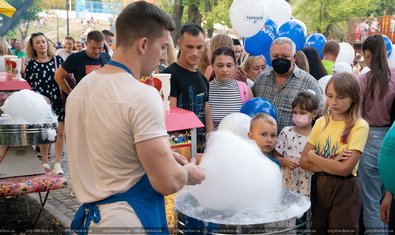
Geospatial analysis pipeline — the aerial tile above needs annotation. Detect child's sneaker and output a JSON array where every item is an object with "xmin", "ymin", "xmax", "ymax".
[
  {"xmin": 53, "ymin": 162, "xmax": 65, "ymax": 175},
  {"xmin": 42, "ymin": 163, "xmax": 50, "ymax": 170}
]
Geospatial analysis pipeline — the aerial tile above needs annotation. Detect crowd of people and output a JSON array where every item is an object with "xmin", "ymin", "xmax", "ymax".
[{"xmin": 1, "ymin": 1, "xmax": 394, "ymax": 234}]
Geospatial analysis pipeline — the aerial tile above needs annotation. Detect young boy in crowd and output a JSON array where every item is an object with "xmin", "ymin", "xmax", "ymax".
[{"xmin": 248, "ymin": 113, "xmax": 279, "ymax": 165}]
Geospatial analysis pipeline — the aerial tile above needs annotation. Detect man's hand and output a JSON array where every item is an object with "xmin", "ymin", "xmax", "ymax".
[
  {"xmin": 171, "ymin": 151, "xmax": 188, "ymax": 165},
  {"xmin": 380, "ymin": 192, "xmax": 392, "ymax": 224},
  {"xmin": 184, "ymin": 158, "xmax": 205, "ymax": 185}
]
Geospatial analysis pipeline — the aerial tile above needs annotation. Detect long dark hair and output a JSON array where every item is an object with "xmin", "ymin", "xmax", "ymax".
[
  {"xmin": 302, "ymin": 46, "xmax": 328, "ymax": 80},
  {"xmin": 362, "ymin": 34, "xmax": 391, "ymax": 100}
]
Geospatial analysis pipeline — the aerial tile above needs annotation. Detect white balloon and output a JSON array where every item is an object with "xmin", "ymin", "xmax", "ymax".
[
  {"xmin": 230, "ymin": 0, "xmax": 267, "ymax": 38},
  {"xmin": 388, "ymin": 44, "xmax": 395, "ymax": 68},
  {"xmin": 293, "ymin": 18, "xmax": 307, "ymax": 37},
  {"xmin": 335, "ymin": 42, "xmax": 355, "ymax": 65},
  {"xmin": 318, "ymin": 75, "xmax": 331, "ymax": 103},
  {"xmin": 266, "ymin": 0, "xmax": 292, "ymax": 27},
  {"xmin": 217, "ymin": 113, "xmax": 252, "ymax": 140}
]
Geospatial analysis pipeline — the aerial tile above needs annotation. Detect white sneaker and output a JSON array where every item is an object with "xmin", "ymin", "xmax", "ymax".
[
  {"xmin": 42, "ymin": 163, "xmax": 50, "ymax": 170},
  {"xmin": 52, "ymin": 162, "xmax": 65, "ymax": 175}
]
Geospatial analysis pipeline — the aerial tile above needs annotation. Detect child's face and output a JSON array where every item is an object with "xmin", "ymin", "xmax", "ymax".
[
  {"xmin": 326, "ymin": 83, "xmax": 353, "ymax": 119},
  {"xmin": 248, "ymin": 120, "xmax": 278, "ymax": 154},
  {"xmin": 292, "ymin": 106, "xmax": 316, "ymax": 127}
]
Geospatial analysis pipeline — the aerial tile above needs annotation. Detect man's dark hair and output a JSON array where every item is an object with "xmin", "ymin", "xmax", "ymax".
[
  {"xmin": 180, "ymin": 23, "xmax": 204, "ymax": 39},
  {"xmin": 101, "ymin": 29, "xmax": 114, "ymax": 37},
  {"xmin": 232, "ymin": 38, "xmax": 241, "ymax": 46},
  {"xmin": 87, "ymin": 30, "xmax": 105, "ymax": 43},
  {"xmin": 323, "ymin": 40, "xmax": 340, "ymax": 57},
  {"xmin": 116, "ymin": 1, "xmax": 175, "ymax": 47},
  {"xmin": 65, "ymin": 36, "xmax": 75, "ymax": 43}
]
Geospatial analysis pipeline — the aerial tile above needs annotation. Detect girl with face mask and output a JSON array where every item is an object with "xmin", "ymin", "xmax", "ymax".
[{"xmin": 274, "ymin": 90, "xmax": 320, "ymax": 198}]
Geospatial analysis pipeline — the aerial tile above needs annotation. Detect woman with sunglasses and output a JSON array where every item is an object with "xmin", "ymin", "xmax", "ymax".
[{"xmin": 25, "ymin": 32, "xmax": 65, "ymax": 175}]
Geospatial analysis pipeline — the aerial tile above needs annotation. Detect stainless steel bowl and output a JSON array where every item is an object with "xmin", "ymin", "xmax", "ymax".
[
  {"xmin": 0, "ymin": 122, "xmax": 57, "ymax": 146},
  {"xmin": 174, "ymin": 190, "xmax": 310, "ymax": 234}
]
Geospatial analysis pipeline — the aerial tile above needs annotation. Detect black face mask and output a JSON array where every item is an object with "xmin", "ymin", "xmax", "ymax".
[{"xmin": 272, "ymin": 58, "xmax": 291, "ymax": 74}]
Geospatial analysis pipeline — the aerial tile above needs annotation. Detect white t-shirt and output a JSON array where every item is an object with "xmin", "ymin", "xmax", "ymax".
[
  {"xmin": 65, "ymin": 71, "xmax": 168, "ymax": 203},
  {"xmin": 56, "ymin": 49, "xmax": 75, "ymax": 61}
]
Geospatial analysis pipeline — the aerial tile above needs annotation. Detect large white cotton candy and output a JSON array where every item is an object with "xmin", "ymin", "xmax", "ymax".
[
  {"xmin": 1, "ymin": 89, "xmax": 57, "ymax": 124},
  {"xmin": 189, "ymin": 130, "xmax": 283, "ymax": 212},
  {"xmin": 217, "ymin": 113, "xmax": 251, "ymax": 140}
]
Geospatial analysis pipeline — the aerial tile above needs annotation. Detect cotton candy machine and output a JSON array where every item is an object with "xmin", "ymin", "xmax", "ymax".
[
  {"xmin": 0, "ymin": 115, "xmax": 57, "ymax": 179},
  {"xmin": 174, "ymin": 189, "xmax": 310, "ymax": 234},
  {"xmin": 0, "ymin": 89, "xmax": 58, "ymax": 179}
]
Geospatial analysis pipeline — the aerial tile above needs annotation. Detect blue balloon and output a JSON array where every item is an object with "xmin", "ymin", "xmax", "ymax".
[
  {"xmin": 244, "ymin": 18, "xmax": 278, "ymax": 56},
  {"xmin": 240, "ymin": 97, "xmax": 277, "ymax": 119},
  {"xmin": 383, "ymin": 35, "xmax": 392, "ymax": 58},
  {"xmin": 278, "ymin": 20, "xmax": 306, "ymax": 51},
  {"xmin": 305, "ymin": 33, "xmax": 327, "ymax": 58}
]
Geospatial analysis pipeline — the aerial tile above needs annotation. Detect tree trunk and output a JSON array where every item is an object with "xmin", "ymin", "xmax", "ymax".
[
  {"xmin": 188, "ymin": 4, "xmax": 201, "ymax": 26},
  {"xmin": 18, "ymin": 21, "xmax": 30, "ymax": 42},
  {"xmin": 207, "ymin": 29, "xmax": 214, "ymax": 38},
  {"xmin": 171, "ymin": 0, "xmax": 183, "ymax": 45},
  {"xmin": 0, "ymin": 0, "xmax": 34, "ymax": 36}
]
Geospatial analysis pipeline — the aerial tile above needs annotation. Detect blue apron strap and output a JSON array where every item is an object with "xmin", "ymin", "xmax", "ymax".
[
  {"xmin": 70, "ymin": 174, "xmax": 168, "ymax": 235},
  {"xmin": 70, "ymin": 203, "xmax": 101, "ymax": 235}
]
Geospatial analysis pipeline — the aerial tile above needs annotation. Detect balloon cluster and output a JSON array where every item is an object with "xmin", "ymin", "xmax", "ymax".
[{"xmin": 231, "ymin": 0, "xmax": 309, "ymax": 62}]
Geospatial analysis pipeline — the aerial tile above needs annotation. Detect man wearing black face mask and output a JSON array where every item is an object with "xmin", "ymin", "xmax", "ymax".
[{"xmin": 252, "ymin": 37, "xmax": 324, "ymax": 132}]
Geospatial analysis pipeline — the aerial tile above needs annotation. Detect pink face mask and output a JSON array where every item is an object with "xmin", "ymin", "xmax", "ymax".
[{"xmin": 292, "ymin": 114, "xmax": 312, "ymax": 127}]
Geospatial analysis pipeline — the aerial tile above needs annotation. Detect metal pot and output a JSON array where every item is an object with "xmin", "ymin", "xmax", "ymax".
[
  {"xmin": 174, "ymin": 190, "xmax": 309, "ymax": 234},
  {"xmin": 0, "ymin": 122, "xmax": 57, "ymax": 146}
]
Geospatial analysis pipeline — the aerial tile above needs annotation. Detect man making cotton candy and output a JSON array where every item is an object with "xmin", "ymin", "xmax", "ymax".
[
  {"xmin": 65, "ymin": 2, "xmax": 205, "ymax": 234},
  {"xmin": 252, "ymin": 37, "xmax": 324, "ymax": 132}
]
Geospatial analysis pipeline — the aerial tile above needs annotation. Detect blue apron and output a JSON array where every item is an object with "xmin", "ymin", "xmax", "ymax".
[
  {"xmin": 70, "ymin": 174, "xmax": 169, "ymax": 235},
  {"xmin": 71, "ymin": 61, "xmax": 168, "ymax": 234}
]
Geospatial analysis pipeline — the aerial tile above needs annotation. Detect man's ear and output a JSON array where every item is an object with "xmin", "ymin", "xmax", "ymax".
[
  {"xmin": 291, "ymin": 53, "xmax": 297, "ymax": 63},
  {"xmin": 177, "ymin": 39, "xmax": 181, "ymax": 50},
  {"xmin": 137, "ymin": 37, "xmax": 148, "ymax": 54}
]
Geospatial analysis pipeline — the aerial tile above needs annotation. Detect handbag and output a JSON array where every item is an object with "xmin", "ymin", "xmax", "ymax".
[{"xmin": 54, "ymin": 57, "xmax": 76, "ymax": 107}]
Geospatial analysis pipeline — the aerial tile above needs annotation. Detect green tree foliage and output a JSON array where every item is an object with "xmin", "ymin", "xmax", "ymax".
[
  {"xmin": 373, "ymin": 0, "xmax": 395, "ymax": 16},
  {"xmin": 0, "ymin": 0, "xmax": 39, "ymax": 40},
  {"xmin": 159, "ymin": 0, "xmax": 232, "ymax": 39},
  {"xmin": 290, "ymin": 0, "xmax": 380, "ymax": 40},
  {"xmin": 203, "ymin": 0, "xmax": 231, "ymax": 37}
]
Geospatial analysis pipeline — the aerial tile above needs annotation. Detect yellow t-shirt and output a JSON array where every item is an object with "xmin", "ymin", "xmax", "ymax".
[{"xmin": 308, "ymin": 116, "xmax": 369, "ymax": 176}]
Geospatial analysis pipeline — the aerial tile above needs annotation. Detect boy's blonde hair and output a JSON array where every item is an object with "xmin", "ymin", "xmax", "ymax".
[{"xmin": 250, "ymin": 113, "xmax": 277, "ymax": 131}]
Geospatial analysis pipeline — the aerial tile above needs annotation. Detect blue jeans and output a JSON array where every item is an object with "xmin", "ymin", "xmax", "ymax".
[{"xmin": 359, "ymin": 127, "xmax": 390, "ymax": 234}]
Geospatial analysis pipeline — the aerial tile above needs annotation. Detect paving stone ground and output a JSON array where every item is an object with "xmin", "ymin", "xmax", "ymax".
[{"xmin": 28, "ymin": 144, "xmax": 78, "ymax": 230}]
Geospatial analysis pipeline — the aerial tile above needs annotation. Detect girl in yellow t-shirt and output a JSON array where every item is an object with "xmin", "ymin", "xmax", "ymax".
[{"xmin": 300, "ymin": 72, "xmax": 369, "ymax": 234}]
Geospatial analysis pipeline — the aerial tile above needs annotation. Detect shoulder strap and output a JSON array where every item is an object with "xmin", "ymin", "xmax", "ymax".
[
  {"xmin": 54, "ymin": 56, "xmax": 58, "ymax": 70},
  {"xmin": 237, "ymin": 80, "xmax": 248, "ymax": 104}
]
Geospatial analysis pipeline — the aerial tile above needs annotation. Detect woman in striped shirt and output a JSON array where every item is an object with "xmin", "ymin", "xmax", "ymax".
[{"xmin": 209, "ymin": 46, "xmax": 253, "ymax": 129}]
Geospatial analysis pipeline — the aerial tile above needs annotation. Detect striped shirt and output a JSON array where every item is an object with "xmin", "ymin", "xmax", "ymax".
[
  {"xmin": 252, "ymin": 65, "xmax": 324, "ymax": 132},
  {"xmin": 209, "ymin": 79, "xmax": 243, "ymax": 129}
]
